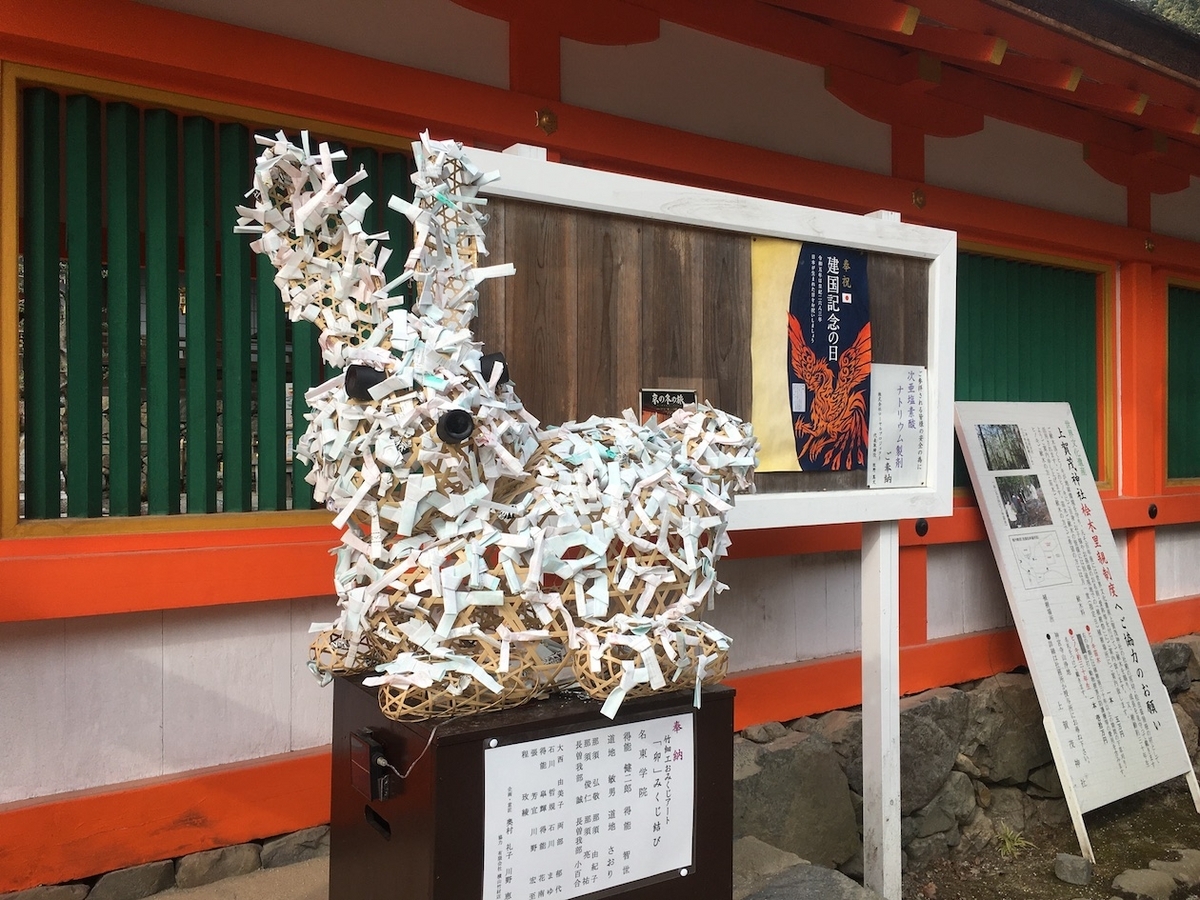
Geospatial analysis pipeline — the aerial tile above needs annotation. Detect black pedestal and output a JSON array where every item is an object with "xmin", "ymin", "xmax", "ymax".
[{"xmin": 330, "ymin": 679, "xmax": 734, "ymax": 900}]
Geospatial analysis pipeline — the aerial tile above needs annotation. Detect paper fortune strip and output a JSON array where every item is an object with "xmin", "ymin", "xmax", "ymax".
[{"xmin": 238, "ymin": 131, "xmax": 758, "ymax": 720}]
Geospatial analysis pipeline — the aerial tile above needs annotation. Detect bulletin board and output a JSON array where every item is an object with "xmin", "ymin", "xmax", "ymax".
[{"xmin": 470, "ymin": 147, "xmax": 957, "ymax": 529}]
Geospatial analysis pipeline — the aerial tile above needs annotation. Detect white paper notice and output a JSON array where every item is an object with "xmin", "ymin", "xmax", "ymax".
[
  {"xmin": 482, "ymin": 714, "xmax": 695, "ymax": 900},
  {"xmin": 956, "ymin": 402, "xmax": 1192, "ymax": 813},
  {"xmin": 868, "ymin": 364, "xmax": 927, "ymax": 488}
]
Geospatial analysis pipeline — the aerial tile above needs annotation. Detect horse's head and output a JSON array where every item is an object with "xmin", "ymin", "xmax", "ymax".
[{"xmin": 238, "ymin": 133, "xmax": 538, "ymax": 533}]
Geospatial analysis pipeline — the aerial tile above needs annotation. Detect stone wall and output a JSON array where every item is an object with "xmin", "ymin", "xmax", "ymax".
[{"xmin": 732, "ymin": 635, "xmax": 1200, "ymax": 876}]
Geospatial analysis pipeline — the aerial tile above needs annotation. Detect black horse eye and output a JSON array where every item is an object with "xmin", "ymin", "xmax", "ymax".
[
  {"xmin": 481, "ymin": 351, "xmax": 509, "ymax": 385},
  {"xmin": 437, "ymin": 409, "xmax": 475, "ymax": 444},
  {"xmin": 345, "ymin": 364, "xmax": 387, "ymax": 400}
]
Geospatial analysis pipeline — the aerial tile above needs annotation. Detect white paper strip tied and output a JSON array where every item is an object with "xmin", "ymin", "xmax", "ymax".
[{"xmin": 241, "ymin": 130, "xmax": 757, "ymax": 721}]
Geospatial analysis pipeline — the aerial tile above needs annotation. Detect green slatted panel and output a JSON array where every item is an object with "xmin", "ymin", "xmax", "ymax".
[
  {"xmin": 106, "ymin": 102, "xmax": 143, "ymax": 516},
  {"xmin": 320, "ymin": 142, "xmax": 348, "ymax": 383},
  {"xmin": 381, "ymin": 151, "xmax": 414, "ymax": 309},
  {"xmin": 955, "ymin": 252, "xmax": 1099, "ymax": 481},
  {"xmin": 65, "ymin": 95, "xmax": 104, "ymax": 517},
  {"xmin": 1168, "ymin": 286, "xmax": 1200, "ymax": 478},
  {"xmin": 257, "ymin": 250, "xmax": 287, "ymax": 510},
  {"xmin": 291, "ymin": 319, "xmax": 319, "ymax": 509},
  {"xmin": 183, "ymin": 116, "xmax": 218, "ymax": 513},
  {"xmin": 145, "ymin": 110, "xmax": 181, "ymax": 515},
  {"xmin": 220, "ymin": 123, "xmax": 253, "ymax": 512},
  {"xmin": 21, "ymin": 88, "xmax": 61, "ymax": 519}
]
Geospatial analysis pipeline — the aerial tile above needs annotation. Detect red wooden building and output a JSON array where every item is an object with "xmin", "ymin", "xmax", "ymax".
[{"xmin": 3, "ymin": 0, "xmax": 1200, "ymax": 890}]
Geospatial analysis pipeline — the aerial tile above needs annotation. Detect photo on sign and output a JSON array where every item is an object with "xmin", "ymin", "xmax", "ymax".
[
  {"xmin": 995, "ymin": 474, "xmax": 1053, "ymax": 529},
  {"xmin": 976, "ymin": 423, "xmax": 1030, "ymax": 471}
]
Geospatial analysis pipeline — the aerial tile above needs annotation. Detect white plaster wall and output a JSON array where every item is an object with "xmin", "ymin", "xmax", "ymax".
[
  {"xmin": 706, "ymin": 552, "xmax": 862, "ymax": 672},
  {"xmin": 1153, "ymin": 177, "xmax": 1200, "ymax": 242},
  {"xmin": 925, "ymin": 541, "xmax": 1011, "ymax": 640},
  {"xmin": 135, "ymin": 0, "xmax": 509, "ymax": 89},
  {"xmin": 0, "ymin": 596, "xmax": 337, "ymax": 804},
  {"xmin": 927, "ymin": 118, "xmax": 1126, "ymax": 225},
  {"xmin": 1156, "ymin": 524, "xmax": 1200, "ymax": 601},
  {"xmin": 561, "ymin": 22, "xmax": 891, "ymax": 176}
]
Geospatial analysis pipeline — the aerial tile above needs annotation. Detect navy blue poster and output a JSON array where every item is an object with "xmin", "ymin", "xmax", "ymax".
[{"xmin": 787, "ymin": 244, "xmax": 872, "ymax": 471}]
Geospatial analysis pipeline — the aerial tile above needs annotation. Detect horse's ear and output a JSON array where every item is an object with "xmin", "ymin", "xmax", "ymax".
[{"xmin": 237, "ymin": 133, "xmax": 398, "ymax": 370}]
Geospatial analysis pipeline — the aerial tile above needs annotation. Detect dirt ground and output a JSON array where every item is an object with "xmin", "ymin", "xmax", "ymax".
[{"xmin": 900, "ymin": 777, "xmax": 1200, "ymax": 899}]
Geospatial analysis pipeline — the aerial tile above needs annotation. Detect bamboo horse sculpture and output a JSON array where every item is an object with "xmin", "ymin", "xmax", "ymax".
[{"xmin": 237, "ymin": 133, "xmax": 758, "ymax": 720}]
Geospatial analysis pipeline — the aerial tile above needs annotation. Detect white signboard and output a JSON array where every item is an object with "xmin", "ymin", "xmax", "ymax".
[
  {"xmin": 956, "ymin": 403, "xmax": 1194, "ymax": 831},
  {"xmin": 482, "ymin": 714, "xmax": 695, "ymax": 900},
  {"xmin": 868, "ymin": 364, "xmax": 928, "ymax": 489}
]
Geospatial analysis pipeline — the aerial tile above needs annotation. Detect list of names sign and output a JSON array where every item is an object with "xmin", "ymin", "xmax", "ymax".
[
  {"xmin": 482, "ymin": 713, "xmax": 695, "ymax": 900},
  {"xmin": 956, "ymin": 402, "xmax": 1192, "ymax": 813}
]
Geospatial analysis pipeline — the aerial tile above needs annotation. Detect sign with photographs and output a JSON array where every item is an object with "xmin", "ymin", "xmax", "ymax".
[
  {"xmin": 482, "ymin": 713, "xmax": 695, "ymax": 900},
  {"xmin": 955, "ymin": 402, "xmax": 1193, "ymax": 818}
]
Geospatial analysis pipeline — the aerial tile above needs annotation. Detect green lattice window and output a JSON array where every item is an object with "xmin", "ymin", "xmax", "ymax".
[
  {"xmin": 955, "ymin": 252, "xmax": 1101, "ymax": 482},
  {"xmin": 1168, "ymin": 284, "xmax": 1200, "ymax": 479},
  {"xmin": 17, "ymin": 86, "xmax": 413, "ymax": 519}
]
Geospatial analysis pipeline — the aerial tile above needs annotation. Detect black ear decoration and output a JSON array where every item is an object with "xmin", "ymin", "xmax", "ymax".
[
  {"xmin": 437, "ymin": 409, "xmax": 475, "ymax": 445},
  {"xmin": 345, "ymin": 364, "xmax": 388, "ymax": 401},
  {"xmin": 481, "ymin": 351, "xmax": 509, "ymax": 386}
]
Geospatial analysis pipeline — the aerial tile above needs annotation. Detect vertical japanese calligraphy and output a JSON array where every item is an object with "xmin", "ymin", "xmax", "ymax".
[
  {"xmin": 786, "ymin": 244, "xmax": 872, "ymax": 471},
  {"xmin": 482, "ymin": 714, "xmax": 695, "ymax": 900},
  {"xmin": 867, "ymin": 364, "xmax": 928, "ymax": 488},
  {"xmin": 956, "ymin": 402, "xmax": 1192, "ymax": 815}
]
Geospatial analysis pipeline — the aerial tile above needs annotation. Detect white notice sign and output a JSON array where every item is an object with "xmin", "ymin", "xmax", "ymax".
[
  {"xmin": 482, "ymin": 714, "xmax": 695, "ymax": 900},
  {"xmin": 868, "ymin": 364, "xmax": 928, "ymax": 488},
  {"xmin": 956, "ymin": 402, "xmax": 1192, "ymax": 816}
]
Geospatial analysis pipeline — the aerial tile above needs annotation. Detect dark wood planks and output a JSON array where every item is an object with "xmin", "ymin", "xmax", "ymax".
[
  {"xmin": 477, "ymin": 200, "xmax": 929, "ymax": 498},
  {"xmin": 480, "ymin": 199, "xmax": 750, "ymax": 427}
]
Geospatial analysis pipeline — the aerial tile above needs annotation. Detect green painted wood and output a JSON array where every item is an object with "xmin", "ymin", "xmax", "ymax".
[
  {"xmin": 144, "ymin": 109, "xmax": 181, "ymax": 515},
  {"xmin": 256, "ymin": 252, "xmax": 287, "ymax": 510},
  {"xmin": 183, "ymin": 116, "xmax": 219, "ymax": 514},
  {"xmin": 21, "ymin": 88, "xmax": 61, "ymax": 519},
  {"xmin": 106, "ymin": 102, "xmax": 143, "ymax": 517},
  {"xmin": 220, "ymin": 122, "xmax": 253, "ymax": 512},
  {"xmin": 65, "ymin": 94, "xmax": 104, "ymax": 518},
  {"xmin": 955, "ymin": 252, "xmax": 1099, "ymax": 483},
  {"xmin": 1168, "ymin": 286, "xmax": 1200, "ymax": 478},
  {"xmin": 291, "ymin": 318, "xmax": 320, "ymax": 509},
  {"xmin": 322, "ymin": 141, "xmax": 348, "ymax": 383},
  {"xmin": 381, "ymin": 151, "xmax": 413, "ymax": 309}
]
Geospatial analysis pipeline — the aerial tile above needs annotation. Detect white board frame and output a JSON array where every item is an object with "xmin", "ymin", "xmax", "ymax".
[{"xmin": 468, "ymin": 145, "xmax": 957, "ymax": 530}]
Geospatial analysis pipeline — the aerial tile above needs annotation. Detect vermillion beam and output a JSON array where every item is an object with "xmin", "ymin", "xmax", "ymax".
[
  {"xmin": 1072, "ymin": 80, "xmax": 1149, "ymax": 117},
  {"xmin": 995, "ymin": 55, "xmax": 1082, "ymax": 93},
  {"xmin": 917, "ymin": 0, "xmax": 1193, "ymax": 110},
  {"xmin": 767, "ymin": 0, "xmax": 919, "ymax": 36},
  {"xmin": 454, "ymin": 0, "xmax": 659, "ymax": 44},
  {"xmin": 826, "ymin": 66, "xmax": 983, "ymax": 137},
  {"xmin": 845, "ymin": 17, "xmax": 1007, "ymax": 64},
  {"xmin": 636, "ymin": 0, "xmax": 904, "ymax": 83}
]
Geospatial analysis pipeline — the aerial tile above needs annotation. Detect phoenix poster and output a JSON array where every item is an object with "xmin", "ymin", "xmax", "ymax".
[{"xmin": 785, "ymin": 244, "xmax": 872, "ymax": 470}]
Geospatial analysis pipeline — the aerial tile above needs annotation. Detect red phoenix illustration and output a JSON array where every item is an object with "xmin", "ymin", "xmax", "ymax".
[{"xmin": 788, "ymin": 312, "xmax": 872, "ymax": 470}]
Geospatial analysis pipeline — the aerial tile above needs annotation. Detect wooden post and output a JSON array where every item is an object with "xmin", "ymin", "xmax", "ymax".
[{"xmin": 862, "ymin": 519, "xmax": 902, "ymax": 899}]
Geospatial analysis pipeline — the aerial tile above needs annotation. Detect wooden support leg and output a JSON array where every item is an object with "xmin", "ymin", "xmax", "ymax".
[{"xmin": 862, "ymin": 520, "xmax": 902, "ymax": 899}]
